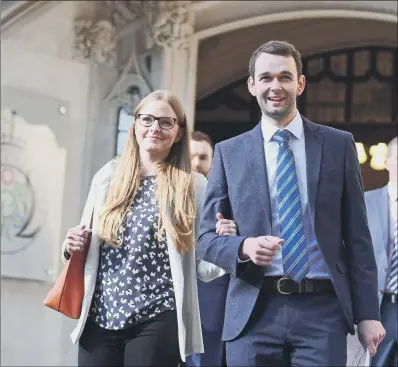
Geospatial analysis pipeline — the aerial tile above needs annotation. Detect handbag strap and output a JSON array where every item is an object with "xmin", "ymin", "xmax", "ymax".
[
  {"xmin": 87, "ymin": 206, "xmax": 95, "ymax": 242},
  {"xmin": 68, "ymin": 208, "xmax": 94, "ymax": 261},
  {"xmin": 88, "ymin": 207, "xmax": 94, "ymax": 230}
]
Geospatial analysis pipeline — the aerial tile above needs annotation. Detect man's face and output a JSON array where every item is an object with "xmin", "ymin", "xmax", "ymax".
[
  {"xmin": 247, "ymin": 53, "xmax": 306, "ymax": 124},
  {"xmin": 191, "ymin": 139, "xmax": 213, "ymax": 177},
  {"xmin": 386, "ymin": 140, "xmax": 397, "ymax": 184}
]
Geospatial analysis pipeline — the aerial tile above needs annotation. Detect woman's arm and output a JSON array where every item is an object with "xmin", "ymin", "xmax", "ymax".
[
  {"xmin": 61, "ymin": 179, "xmax": 96, "ymax": 264},
  {"xmin": 193, "ymin": 172, "xmax": 229, "ymax": 282}
]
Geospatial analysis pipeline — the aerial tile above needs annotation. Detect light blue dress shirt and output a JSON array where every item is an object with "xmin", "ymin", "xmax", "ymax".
[{"xmin": 259, "ymin": 111, "xmax": 330, "ymax": 279}]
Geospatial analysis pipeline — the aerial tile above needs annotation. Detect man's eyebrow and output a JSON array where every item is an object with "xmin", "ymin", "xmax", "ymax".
[
  {"xmin": 257, "ymin": 72, "xmax": 270, "ymax": 78},
  {"xmin": 257, "ymin": 71, "xmax": 294, "ymax": 78}
]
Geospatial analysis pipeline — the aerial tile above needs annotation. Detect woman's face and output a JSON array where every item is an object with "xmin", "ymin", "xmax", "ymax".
[{"xmin": 134, "ymin": 100, "xmax": 182, "ymax": 157}]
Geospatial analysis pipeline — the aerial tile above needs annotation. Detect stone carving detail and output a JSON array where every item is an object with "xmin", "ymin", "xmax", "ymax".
[
  {"xmin": 146, "ymin": 1, "xmax": 194, "ymax": 49},
  {"xmin": 73, "ymin": 19, "xmax": 117, "ymax": 67},
  {"xmin": 98, "ymin": 1, "xmax": 194, "ymax": 50},
  {"xmin": 119, "ymin": 86, "xmax": 143, "ymax": 116},
  {"xmin": 102, "ymin": 0, "xmax": 146, "ymax": 29}
]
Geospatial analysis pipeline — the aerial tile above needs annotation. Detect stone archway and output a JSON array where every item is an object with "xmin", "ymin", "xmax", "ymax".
[{"xmin": 195, "ymin": 17, "xmax": 397, "ymax": 101}]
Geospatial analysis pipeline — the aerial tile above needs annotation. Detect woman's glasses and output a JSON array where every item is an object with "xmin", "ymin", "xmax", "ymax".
[{"xmin": 137, "ymin": 114, "xmax": 182, "ymax": 130}]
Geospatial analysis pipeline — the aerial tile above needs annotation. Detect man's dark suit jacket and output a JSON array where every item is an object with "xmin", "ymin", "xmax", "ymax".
[
  {"xmin": 197, "ymin": 275, "xmax": 229, "ymax": 333},
  {"xmin": 197, "ymin": 117, "xmax": 380, "ymax": 342}
]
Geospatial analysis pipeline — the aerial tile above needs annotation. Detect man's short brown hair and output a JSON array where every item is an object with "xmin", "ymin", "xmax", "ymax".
[
  {"xmin": 249, "ymin": 40, "xmax": 302, "ymax": 80},
  {"xmin": 191, "ymin": 131, "xmax": 213, "ymax": 149}
]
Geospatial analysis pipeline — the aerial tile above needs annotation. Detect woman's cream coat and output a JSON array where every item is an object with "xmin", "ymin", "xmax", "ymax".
[{"xmin": 63, "ymin": 159, "xmax": 225, "ymax": 361}]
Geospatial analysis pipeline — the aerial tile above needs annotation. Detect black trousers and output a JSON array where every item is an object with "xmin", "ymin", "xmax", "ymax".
[{"xmin": 78, "ymin": 310, "xmax": 181, "ymax": 367}]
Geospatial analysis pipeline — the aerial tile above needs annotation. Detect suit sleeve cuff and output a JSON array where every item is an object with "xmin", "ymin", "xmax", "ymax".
[
  {"xmin": 236, "ymin": 238, "xmax": 251, "ymax": 276},
  {"xmin": 354, "ymin": 311, "xmax": 381, "ymax": 324}
]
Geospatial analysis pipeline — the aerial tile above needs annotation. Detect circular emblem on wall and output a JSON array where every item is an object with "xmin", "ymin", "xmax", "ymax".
[{"xmin": 1, "ymin": 109, "xmax": 48, "ymax": 254}]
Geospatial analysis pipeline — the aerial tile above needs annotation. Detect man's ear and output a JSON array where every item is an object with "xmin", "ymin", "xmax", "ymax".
[
  {"xmin": 297, "ymin": 74, "xmax": 306, "ymax": 96},
  {"xmin": 247, "ymin": 76, "xmax": 256, "ymax": 97}
]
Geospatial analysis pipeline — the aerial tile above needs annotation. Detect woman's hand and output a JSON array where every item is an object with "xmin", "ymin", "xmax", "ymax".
[
  {"xmin": 63, "ymin": 224, "xmax": 91, "ymax": 255},
  {"xmin": 215, "ymin": 213, "xmax": 237, "ymax": 236}
]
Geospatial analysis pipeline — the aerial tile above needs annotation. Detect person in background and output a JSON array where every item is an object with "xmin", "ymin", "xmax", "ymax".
[
  {"xmin": 197, "ymin": 40, "xmax": 385, "ymax": 366},
  {"xmin": 61, "ymin": 90, "xmax": 232, "ymax": 367},
  {"xmin": 365, "ymin": 136, "xmax": 397, "ymax": 367},
  {"xmin": 187, "ymin": 131, "xmax": 236, "ymax": 367},
  {"xmin": 190, "ymin": 131, "xmax": 213, "ymax": 179}
]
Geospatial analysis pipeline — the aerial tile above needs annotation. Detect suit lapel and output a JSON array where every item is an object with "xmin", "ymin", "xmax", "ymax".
[
  {"xmin": 303, "ymin": 117, "xmax": 324, "ymax": 221},
  {"xmin": 244, "ymin": 123, "xmax": 272, "ymax": 228}
]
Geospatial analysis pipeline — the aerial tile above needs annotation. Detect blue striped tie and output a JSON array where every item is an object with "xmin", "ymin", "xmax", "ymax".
[
  {"xmin": 386, "ymin": 221, "xmax": 397, "ymax": 294},
  {"xmin": 274, "ymin": 129, "xmax": 310, "ymax": 282}
]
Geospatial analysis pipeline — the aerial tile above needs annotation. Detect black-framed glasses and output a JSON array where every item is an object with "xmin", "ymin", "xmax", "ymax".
[{"xmin": 137, "ymin": 114, "xmax": 182, "ymax": 130}]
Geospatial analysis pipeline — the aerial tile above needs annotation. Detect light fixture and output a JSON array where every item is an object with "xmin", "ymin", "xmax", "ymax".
[
  {"xmin": 59, "ymin": 106, "xmax": 67, "ymax": 115},
  {"xmin": 369, "ymin": 143, "xmax": 388, "ymax": 170},
  {"xmin": 355, "ymin": 142, "xmax": 367, "ymax": 164}
]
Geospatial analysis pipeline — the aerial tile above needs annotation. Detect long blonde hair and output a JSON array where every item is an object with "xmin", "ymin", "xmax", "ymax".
[{"xmin": 98, "ymin": 90, "xmax": 196, "ymax": 253}]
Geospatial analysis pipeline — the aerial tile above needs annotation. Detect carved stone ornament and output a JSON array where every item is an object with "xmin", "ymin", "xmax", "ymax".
[
  {"xmin": 73, "ymin": 19, "xmax": 117, "ymax": 67},
  {"xmin": 98, "ymin": 1, "xmax": 194, "ymax": 50},
  {"xmin": 101, "ymin": 1, "xmax": 146, "ymax": 29},
  {"xmin": 119, "ymin": 85, "xmax": 142, "ymax": 116},
  {"xmin": 147, "ymin": 1, "xmax": 194, "ymax": 49}
]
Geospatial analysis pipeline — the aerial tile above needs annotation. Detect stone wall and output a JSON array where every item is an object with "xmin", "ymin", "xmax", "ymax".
[{"xmin": 1, "ymin": 2, "xmax": 96, "ymax": 365}]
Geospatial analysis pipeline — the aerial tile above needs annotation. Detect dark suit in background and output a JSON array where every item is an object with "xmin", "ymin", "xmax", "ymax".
[
  {"xmin": 187, "ymin": 132, "xmax": 229, "ymax": 367},
  {"xmin": 186, "ymin": 276, "xmax": 229, "ymax": 367},
  {"xmin": 366, "ymin": 184, "xmax": 397, "ymax": 366}
]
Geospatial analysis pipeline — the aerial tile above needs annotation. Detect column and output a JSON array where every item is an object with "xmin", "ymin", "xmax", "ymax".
[{"xmin": 148, "ymin": 1, "xmax": 199, "ymax": 130}]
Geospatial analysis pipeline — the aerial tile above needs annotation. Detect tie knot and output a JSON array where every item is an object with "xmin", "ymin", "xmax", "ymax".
[{"xmin": 273, "ymin": 129, "xmax": 292, "ymax": 144}]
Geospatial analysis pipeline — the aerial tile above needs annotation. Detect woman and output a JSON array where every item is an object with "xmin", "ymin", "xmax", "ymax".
[{"xmin": 61, "ymin": 90, "xmax": 236, "ymax": 366}]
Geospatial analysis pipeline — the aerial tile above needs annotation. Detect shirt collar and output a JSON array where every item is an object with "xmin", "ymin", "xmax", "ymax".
[
  {"xmin": 261, "ymin": 110, "xmax": 304, "ymax": 143},
  {"xmin": 388, "ymin": 181, "xmax": 397, "ymax": 202}
]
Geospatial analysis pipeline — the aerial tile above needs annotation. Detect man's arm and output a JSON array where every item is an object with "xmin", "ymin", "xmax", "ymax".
[
  {"xmin": 197, "ymin": 144, "xmax": 248, "ymax": 277},
  {"xmin": 342, "ymin": 134, "xmax": 380, "ymax": 323}
]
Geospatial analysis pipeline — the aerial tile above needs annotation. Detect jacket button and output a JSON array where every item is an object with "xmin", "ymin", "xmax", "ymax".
[
  {"xmin": 383, "ymin": 268, "xmax": 387, "ymax": 272},
  {"xmin": 379, "ymin": 290, "xmax": 383, "ymax": 294}
]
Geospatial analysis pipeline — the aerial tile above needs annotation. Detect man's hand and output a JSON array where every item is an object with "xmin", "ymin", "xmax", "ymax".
[
  {"xmin": 239, "ymin": 236, "xmax": 283, "ymax": 266},
  {"xmin": 357, "ymin": 320, "xmax": 386, "ymax": 356}
]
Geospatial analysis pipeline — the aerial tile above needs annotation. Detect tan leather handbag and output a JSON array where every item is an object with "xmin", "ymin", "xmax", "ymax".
[{"xmin": 43, "ymin": 213, "xmax": 93, "ymax": 319}]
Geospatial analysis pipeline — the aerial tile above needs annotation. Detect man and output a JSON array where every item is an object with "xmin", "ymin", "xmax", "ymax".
[
  {"xmin": 197, "ymin": 40, "xmax": 385, "ymax": 366},
  {"xmin": 191, "ymin": 131, "xmax": 214, "ymax": 179},
  {"xmin": 365, "ymin": 136, "xmax": 397, "ymax": 367},
  {"xmin": 187, "ymin": 131, "xmax": 231, "ymax": 367}
]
